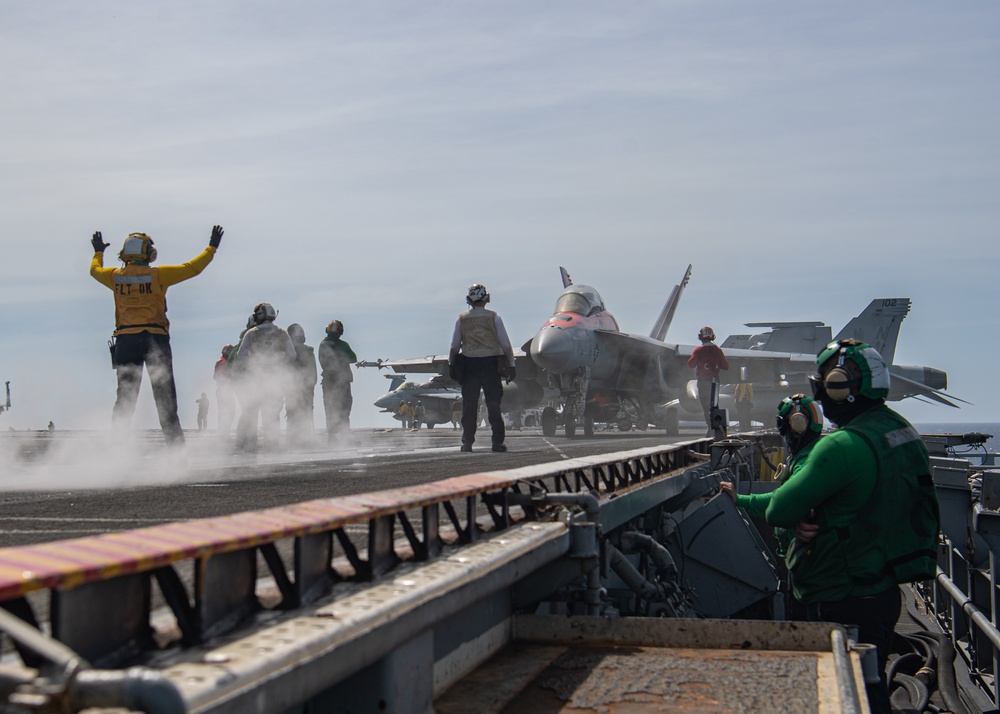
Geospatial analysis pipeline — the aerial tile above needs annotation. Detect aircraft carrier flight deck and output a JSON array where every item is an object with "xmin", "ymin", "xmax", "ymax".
[{"xmin": 0, "ymin": 425, "xmax": 708, "ymax": 549}]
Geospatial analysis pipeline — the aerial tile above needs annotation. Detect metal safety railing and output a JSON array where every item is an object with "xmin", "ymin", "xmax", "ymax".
[
  {"xmin": 917, "ymin": 539, "xmax": 1000, "ymax": 709},
  {"xmin": 913, "ymin": 448, "xmax": 1000, "ymax": 710},
  {"xmin": 0, "ymin": 439, "xmax": 713, "ymax": 672}
]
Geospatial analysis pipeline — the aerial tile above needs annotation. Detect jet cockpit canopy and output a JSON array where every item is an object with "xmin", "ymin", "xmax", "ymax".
[
  {"xmin": 396, "ymin": 381, "xmax": 417, "ymax": 392},
  {"xmin": 555, "ymin": 285, "xmax": 605, "ymax": 316}
]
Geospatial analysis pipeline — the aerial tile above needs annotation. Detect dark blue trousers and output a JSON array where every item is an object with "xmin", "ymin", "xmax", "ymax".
[{"xmin": 460, "ymin": 356, "xmax": 504, "ymax": 447}]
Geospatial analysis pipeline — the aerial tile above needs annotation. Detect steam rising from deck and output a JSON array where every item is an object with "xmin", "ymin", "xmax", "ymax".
[{"xmin": 0, "ymin": 425, "xmax": 394, "ymax": 491}]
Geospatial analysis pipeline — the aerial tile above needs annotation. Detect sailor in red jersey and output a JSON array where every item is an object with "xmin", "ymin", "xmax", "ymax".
[{"xmin": 687, "ymin": 326, "xmax": 729, "ymax": 433}]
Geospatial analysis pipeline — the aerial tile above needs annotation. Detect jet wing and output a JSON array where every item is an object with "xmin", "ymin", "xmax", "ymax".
[
  {"xmin": 588, "ymin": 329, "xmax": 683, "ymax": 396},
  {"xmin": 595, "ymin": 332, "xmax": 815, "ymax": 376},
  {"xmin": 365, "ymin": 355, "xmax": 451, "ymax": 375},
  {"xmin": 669, "ymin": 343, "xmax": 817, "ymax": 385},
  {"xmin": 361, "ymin": 348, "xmax": 527, "ymax": 376},
  {"xmin": 594, "ymin": 330, "xmax": 683, "ymax": 364}
]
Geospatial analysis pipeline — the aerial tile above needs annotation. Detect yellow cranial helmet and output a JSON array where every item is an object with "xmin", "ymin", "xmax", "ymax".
[{"xmin": 119, "ymin": 233, "xmax": 156, "ymax": 263}]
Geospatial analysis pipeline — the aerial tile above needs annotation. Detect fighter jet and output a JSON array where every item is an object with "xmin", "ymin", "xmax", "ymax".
[
  {"xmin": 0, "ymin": 382, "xmax": 9, "ymax": 415},
  {"xmin": 526, "ymin": 266, "xmax": 820, "ymax": 436},
  {"xmin": 357, "ymin": 347, "xmax": 557, "ymax": 425},
  {"xmin": 526, "ymin": 272, "xmax": 961, "ymax": 436},
  {"xmin": 368, "ymin": 372, "xmax": 461, "ymax": 428},
  {"xmin": 720, "ymin": 298, "xmax": 964, "ymax": 411}
]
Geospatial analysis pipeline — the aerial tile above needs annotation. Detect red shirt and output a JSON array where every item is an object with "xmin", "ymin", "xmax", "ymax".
[
  {"xmin": 688, "ymin": 343, "xmax": 729, "ymax": 379},
  {"xmin": 213, "ymin": 357, "xmax": 229, "ymax": 382}
]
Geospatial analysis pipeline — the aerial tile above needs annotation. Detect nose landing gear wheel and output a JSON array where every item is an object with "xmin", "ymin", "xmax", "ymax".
[
  {"xmin": 564, "ymin": 408, "xmax": 576, "ymax": 438},
  {"xmin": 664, "ymin": 408, "xmax": 679, "ymax": 436},
  {"xmin": 541, "ymin": 407, "xmax": 557, "ymax": 437}
]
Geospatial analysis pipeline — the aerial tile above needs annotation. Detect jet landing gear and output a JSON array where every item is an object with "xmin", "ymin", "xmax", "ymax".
[
  {"xmin": 540, "ymin": 405, "xmax": 580, "ymax": 438},
  {"xmin": 583, "ymin": 404, "xmax": 596, "ymax": 437},
  {"xmin": 664, "ymin": 407, "xmax": 679, "ymax": 436},
  {"xmin": 541, "ymin": 407, "xmax": 558, "ymax": 437}
]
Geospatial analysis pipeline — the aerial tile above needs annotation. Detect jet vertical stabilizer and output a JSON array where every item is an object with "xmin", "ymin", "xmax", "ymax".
[
  {"xmin": 649, "ymin": 264, "xmax": 692, "ymax": 342},
  {"xmin": 385, "ymin": 374, "xmax": 408, "ymax": 392},
  {"xmin": 559, "ymin": 267, "xmax": 573, "ymax": 289},
  {"xmin": 834, "ymin": 298, "xmax": 910, "ymax": 364}
]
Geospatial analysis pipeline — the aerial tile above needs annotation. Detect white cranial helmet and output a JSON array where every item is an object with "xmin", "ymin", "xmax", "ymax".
[{"xmin": 466, "ymin": 284, "xmax": 490, "ymax": 305}]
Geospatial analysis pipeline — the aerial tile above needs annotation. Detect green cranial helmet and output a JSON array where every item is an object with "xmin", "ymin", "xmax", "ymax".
[
  {"xmin": 776, "ymin": 394, "xmax": 824, "ymax": 435},
  {"xmin": 813, "ymin": 339, "xmax": 890, "ymax": 401}
]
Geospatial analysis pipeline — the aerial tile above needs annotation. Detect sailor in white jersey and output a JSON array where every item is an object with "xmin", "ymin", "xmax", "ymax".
[{"xmin": 449, "ymin": 284, "xmax": 515, "ymax": 453}]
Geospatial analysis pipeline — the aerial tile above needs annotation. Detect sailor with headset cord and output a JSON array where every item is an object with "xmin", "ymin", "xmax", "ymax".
[
  {"xmin": 90, "ymin": 226, "xmax": 223, "ymax": 448},
  {"xmin": 724, "ymin": 340, "xmax": 938, "ymax": 714},
  {"xmin": 687, "ymin": 326, "xmax": 729, "ymax": 435}
]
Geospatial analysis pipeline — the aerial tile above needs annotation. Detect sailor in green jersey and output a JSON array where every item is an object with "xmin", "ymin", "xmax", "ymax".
[
  {"xmin": 318, "ymin": 320, "xmax": 358, "ymax": 442},
  {"xmin": 722, "ymin": 394, "xmax": 825, "ymax": 563},
  {"xmin": 782, "ymin": 340, "xmax": 934, "ymax": 714},
  {"xmin": 765, "ymin": 418, "xmax": 880, "ymax": 604}
]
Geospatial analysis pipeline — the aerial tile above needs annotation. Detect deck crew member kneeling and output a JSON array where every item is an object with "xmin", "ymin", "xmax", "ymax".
[
  {"xmin": 90, "ymin": 226, "xmax": 223, "ymax": 447},
  {"xmin": 449, "ymin": 283, "xmax": 515, "ymax": 453},
  {"xmin": 765, "ymin": 340, "xmax": 938, "ymax": 714}
]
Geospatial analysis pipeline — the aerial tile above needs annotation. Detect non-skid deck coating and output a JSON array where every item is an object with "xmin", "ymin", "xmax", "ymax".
[
  {"xmin": 437, "ymin": 616, "xmax": 864, "ymax": 714},
  {"xmin": 437, "ymin": 642, "xmax": 834, "ymax": 713}
]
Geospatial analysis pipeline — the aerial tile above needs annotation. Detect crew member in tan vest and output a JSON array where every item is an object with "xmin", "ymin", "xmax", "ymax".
[
  {"xmin": 449, "ymin": 283, "xmax": 515, "ymax": 453},
  {"xmin": 90, "ymin": 226, "xmax": 223, "ymax": 447}
]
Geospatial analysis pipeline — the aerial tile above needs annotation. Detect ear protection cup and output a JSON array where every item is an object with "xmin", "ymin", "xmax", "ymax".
[
  {"xmin": 823, "ymin": 366, "xmax": 856, "ymax": 402},
  {"xmin": 787, "ymin": 409, "xmax": 810, "ymax": 434},
  {"xmin": 777, "ymin": 393, "xmax": 823, "ymax": 435},
  {"xmin": 815, "ymin": 339, "xmax": 884, "ymax": 402}
]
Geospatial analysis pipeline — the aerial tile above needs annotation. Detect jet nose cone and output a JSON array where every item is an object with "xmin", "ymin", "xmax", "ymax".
[
  {"xmin": 374, "ymin": 395, "xmax": 395, "ymax": 410},
  {"xmin": 531, "ymin": 327, "xmax": 577, "ymax": 373}
]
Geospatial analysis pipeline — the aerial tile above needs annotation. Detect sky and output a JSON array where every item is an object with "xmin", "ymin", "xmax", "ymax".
[{"xmin": 1, "ymin": 1, "xmax": 998, "ymax": 433}]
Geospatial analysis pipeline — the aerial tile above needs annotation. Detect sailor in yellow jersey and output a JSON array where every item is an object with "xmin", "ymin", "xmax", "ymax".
[{"xmin": 90, "ymin": 225, "xmax": 224, "ymax": 447}]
